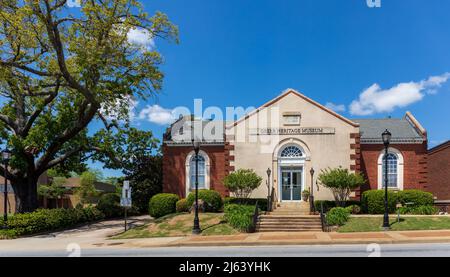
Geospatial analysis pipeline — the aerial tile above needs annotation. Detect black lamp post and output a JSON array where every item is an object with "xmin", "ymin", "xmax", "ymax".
[
  {"xmin": 192, "ymin": 139, "xmax": 202, "ymax": 234},
  {"xmin": 266, "ymin": 168, "xmax": 272, "ymax": 212},
  {"xmin": 309, "ymin": 168, "xmax": 315, "ymax": 213},
  {"xmin": 382, "ymin": 129, "xmax": 392, "ymax": 230},
  {"xmin": 2, "ymin": 148, "xmax": 12, "ymax": 229}
]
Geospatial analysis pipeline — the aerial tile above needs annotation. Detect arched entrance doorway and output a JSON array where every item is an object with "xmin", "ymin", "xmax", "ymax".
[{"xmin": 277, "ymin": 144, "xmax": 306, "ymax": 202}]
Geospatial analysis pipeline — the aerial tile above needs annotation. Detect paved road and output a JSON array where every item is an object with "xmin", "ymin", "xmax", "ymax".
[{"xmin": 2, "ymin": 243, "xmax": 450, "ymax": 257}]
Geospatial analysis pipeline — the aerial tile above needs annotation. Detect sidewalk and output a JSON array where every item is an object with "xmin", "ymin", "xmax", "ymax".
[{"xmin": 120, "ymin": 229, "xmax": 450, "ymax": 248}]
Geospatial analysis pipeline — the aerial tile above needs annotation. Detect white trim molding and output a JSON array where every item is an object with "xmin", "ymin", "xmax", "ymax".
[
  {"xmin": 185, "ymin": 150, "xmax": 211, "ymax": 197},
  {"xmin": 377, "ymin": 147, "xmax": 404, "ymax": 190}
]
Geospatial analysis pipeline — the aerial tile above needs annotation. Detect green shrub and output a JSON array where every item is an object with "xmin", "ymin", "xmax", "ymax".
[
  {"xmin": 398, "ymin": 190, "xmax": 433, "ymax": 206},
  {"xmin": 223, "ymin": 197, "xmax": 268, "ymax": 211},
  {"xmin": 362, "ymin": 190, "xmax": 435, "ymax": 214},
  {"xmin": 224, "ymin": 204, "xmax": 255, "ymax": 232},
  {"xmin": 314, "ymin": 200, "xmax": 360, "ymax": 212},
  {"xmin": 0, "ymin": 207, "xmax": 104, "ymax": 238},
  {"xmin": 327, "ymin": 207, "xmax": 350, "ymax": 226},
  {"xmin": 187, "ymin": 190, "xmax": 223, "ymax": 212},
  {"xmin": 97, "ymin": 193, "xmax": 123, "ymax": 218},
  {"xmin": 399, "ymin": 205, "xmax": 438, "ymax": 215},
  {"xmin": 361, "ymin": 190, "xmax": 399, "ymax": 214},
  {"xmin": 148, "ymin": 193, "xmax": 179, "ymax": 218},
  {"xmin": 346, "ymin": 204, "xmax": 361, "ymax": 214},
  {"xmin": 176, "ymin": 198, "xmax": 189, "ymax": 213},
  {"xmin": 223, "ymin": 169, "xmax": 262, "ymax": 199}
]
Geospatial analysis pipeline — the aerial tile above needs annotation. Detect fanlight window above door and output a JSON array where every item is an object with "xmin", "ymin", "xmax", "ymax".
[{"xmin": 280, "ymin": 146, "xmax": 303, "ymax": 158}]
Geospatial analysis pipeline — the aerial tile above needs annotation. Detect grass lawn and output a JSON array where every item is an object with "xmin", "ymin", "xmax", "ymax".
[
  {"xmin": 338, "ymin": 216, "xmax": 450, "ymax": 233},
  {"xmin": 113, "ymin": 212, "xmax": 239, "ymax": 239}
]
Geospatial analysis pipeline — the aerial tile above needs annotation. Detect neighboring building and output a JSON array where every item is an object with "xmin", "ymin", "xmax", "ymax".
[
  {"xmin": 0, "ymin": 173, "xmax": 50, "ymax": 214},
  {"xmin": 427, "ymin": 141, "xmax": 450, "ymax": 201},
  {"xmin": 0, "ymin": 174, "xmax": 115, "ymax": 213},
  {"xmin": 40, "ymin": 177, "xmax": 116, "ymax": 209},
  {"xmin": 162, "ymin": 89, "xmax": 430, "ymax": 203}
]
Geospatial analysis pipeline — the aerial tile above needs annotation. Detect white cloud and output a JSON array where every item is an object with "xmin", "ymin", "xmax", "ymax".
[
  {"xmin": 325, "ymin": 102, "xmax": 346, "ymax": 113},
  {"xmin": 139, "ymin": 105, "xmax": 177, "ymax": 125},
  {"xmin": 127, "ymin": 27, "xmax": 155, "ymax": 50},
  {"xmin": 349, "ymin": 73, "xmax": 450, "ymax": 116}
]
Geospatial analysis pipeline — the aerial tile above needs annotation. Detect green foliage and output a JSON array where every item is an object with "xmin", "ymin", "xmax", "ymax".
[
  {"xmin": 399, "ymin": 205, "xmax": 438, "ymax": 215},
  {"xmin": 125, "ymin": 155, "xmax": 162, "ymax": 214},
  {"xmin": 37, "ymin": 177, "xmax": 68, "ymax": 207},
  {"xmin": 314, "ymin": 200, "xmax": 361, "ymax": 212},
  {"xmin": 97, "ymin": 193, "xmax": 123, "ymax": 218},
  {"xmin": 224, "ymin": 204, "xmax": 255, "ymax": 232},
  {"xmin": 76, "ymin": 171, "xmax": 99, "ymax": 204},
  {"xmin": 398, "ymin": 190, "xmax": 434, "ymax": 206},
  {"xmin": 223, "ymin": 197, "xmax": 268, "ymax": 211},
  {"xmin": 176, "ymin": 199, "xmax": 189, "ymax": 213},
  {"xmin": 318, "ymin": 167, "xmax": 365, "ymax": 207},
  {"xmin": 361, "ymin": 190, "xmax": 398, "ymax": 214},
  {"xmin": 148, "ymin": 193, "xmax": 179, "ymax": 218},
  {"xmin": 186, "ymin": 190, "xmax": 223, "ymax": 212},
  {"xmin": 223, "ymin": 169, "xmax": 262, "ymax": 199},
  {"xmin": 0, "ymin": 207, "xmax": 104, "ymax": 238},
  {"xmin": 327, "ymin": 207, "xmax": 350, "ymax": 226},
  {"xmin": 361, "ymin": 190, "xmax": 435, "ymax": 214},
  {"xmin": 345, "ymin": 205, "xmax": 361, "ymax": 215},
  {"xmin": 0, "ymin": 0, "xmax": 177, "ymax": 212}
]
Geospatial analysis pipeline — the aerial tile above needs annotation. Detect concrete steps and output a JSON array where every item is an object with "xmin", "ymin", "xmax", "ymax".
[{"xmin": 256, "ymin": 202, "xmax": 322, "ymax": 232}]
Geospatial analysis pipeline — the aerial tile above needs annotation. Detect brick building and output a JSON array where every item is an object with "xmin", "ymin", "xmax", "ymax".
[
  {"xmin": 162, "ymin": 89, "xmax": 430, "ymax": 202},
  {"xmin": 427, "ymin": 141, "xmax": 450, "ymax": 201}
]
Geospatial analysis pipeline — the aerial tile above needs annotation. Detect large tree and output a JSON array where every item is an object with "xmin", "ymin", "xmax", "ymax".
[{"xmin": 0, "ymin": 0, "xmax": 177, "ymax": 212}]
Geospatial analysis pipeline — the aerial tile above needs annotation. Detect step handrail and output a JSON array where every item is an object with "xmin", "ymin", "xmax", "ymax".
[{"xmin": 320, "ymin": 202, "xmax": 330, "ymax": 232}]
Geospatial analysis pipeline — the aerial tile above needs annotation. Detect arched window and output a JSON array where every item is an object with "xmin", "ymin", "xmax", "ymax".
[
  {"xmin": 280, "ymin": 146, "xmax": 303, "ymax": 158},
  {"xmin": 382, "ymin": 153, "xmax": 398, "ymax": 188},
  {"xmin": 189, "ymin": 155, "xmax": 206, "ymax": 189},
  {"xmin": 377, "ymin": 148, "xmax": 404, "ymax": 190}
]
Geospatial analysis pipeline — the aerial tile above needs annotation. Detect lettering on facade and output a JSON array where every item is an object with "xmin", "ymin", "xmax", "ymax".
[{"xmin": 250, "ymin": 127, "xmax": 335, "ymax": 135}]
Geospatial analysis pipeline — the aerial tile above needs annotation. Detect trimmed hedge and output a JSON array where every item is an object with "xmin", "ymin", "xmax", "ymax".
[
  {"xmin": 327, "ymin": 207, "xmax": 350, "ymax": 226},
  {"xmin": 187, "ymin": 190, "xmax": 223, "ymax": 212},
  {"xmin": 223, "ymin": 197, "xmax": 268, "ymax": 211},
  {"xmin": 314, "ymin": 200, "xmax": 361, "ymax": 212},
  {"xmin": 0, "ymin": 207, "xmax": 104, "ymax": 239},
  {"xmin": 224, "ymin": 204, "xmax": 255, "ymax": 232},
  {"xmin": 362, "ymin": 190, "xmax": 434, "ymax": 214},
  {"xmin": 97, "ymin": 193, "xmax": 123, "ymax": 218},
  {"xmin": 148, "ymin": 193, "xmax": 179, "ymax": 218},
  {"xmin": 176, "ymin": 199, "xmax": 189, "ymax": 213},
  {"xmin": 346, "ymin": 204, "xmax": 361, "ymax": 215}
]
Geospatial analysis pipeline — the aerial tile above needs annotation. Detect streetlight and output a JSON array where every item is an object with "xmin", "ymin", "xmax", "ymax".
[
  {"xmin": 266, "ymin": 168, "xmax": 272, "ymax": 212},
  {"xmin": 192, "ymin": 139, "xmax": 201, "ymax": 234},
  {"xmin": 2, "ymin": 148, "xmax": 12, "ymax": 229},
  {"xmin": 309, "ymin": 167, "xmax": 315, "ymax": 213},
  {"xmin": 382, "ymin": 129, "xmax": 392, "ymax": 230}
]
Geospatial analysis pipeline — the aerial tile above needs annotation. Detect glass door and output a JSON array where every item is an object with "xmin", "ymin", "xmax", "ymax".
[{"xmin": 280, "ymin": 167, "xmax": 303, "ymax": 201}]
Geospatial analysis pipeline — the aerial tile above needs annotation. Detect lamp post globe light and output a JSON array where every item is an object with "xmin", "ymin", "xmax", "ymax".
[
  {"xmin": 192, "ymin": 139, "xmax": 202, "ymax": 234},
  {"xmin": 2, "ymin": 148, "xmax": 12, "ymax": 230},
  {"xmin": 382, "ymin": 129, "xmax": 392, "ymax": 230},
  {"xmin": 266, "ymin": 168, "xmax": 271, "ymax": 212},
  {"xmin": 309, "ymin": 167, "xmax": 315, "ymax": 213}
]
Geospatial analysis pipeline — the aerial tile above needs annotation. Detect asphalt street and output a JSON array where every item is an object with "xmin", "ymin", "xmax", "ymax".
[{"xmin": 2, "ymin": 243, "xmax": 450, "ymax": 257}]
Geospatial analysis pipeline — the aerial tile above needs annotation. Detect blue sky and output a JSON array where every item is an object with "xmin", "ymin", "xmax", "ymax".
[{"xmin": 91, "ymin": 0, "xmax": 450, "ymax": 176}]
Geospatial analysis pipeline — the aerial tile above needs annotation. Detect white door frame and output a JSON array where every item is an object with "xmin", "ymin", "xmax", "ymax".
[{"xmin": 278, "ymin": 163, "xmax": 305, "ymax": 202}]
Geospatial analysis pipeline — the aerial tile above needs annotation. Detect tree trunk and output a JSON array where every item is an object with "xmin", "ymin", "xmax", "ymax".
[{"xmin": 12, "ymin": 177, "xmax": 39, "ymax": 213}]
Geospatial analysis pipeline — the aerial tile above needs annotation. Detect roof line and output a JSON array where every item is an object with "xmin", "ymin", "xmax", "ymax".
[
  {"xmin": 226, "ymin": 88, "xmax": 359, "ymax": 129},
  {"xmin": 429, "ymin": 140, "xmax": 450, "ymax": 154},
  {"xmin": 404, "ymin": 111, "xmax": 427, "ymax": 138}
]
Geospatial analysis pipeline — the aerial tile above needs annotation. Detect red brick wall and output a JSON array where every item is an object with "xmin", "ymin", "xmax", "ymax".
[
  {"xmin": 162, "ymin": 144, "xmax": 229, "ymax": 198},
  {"xmin": 360, "ymin": 143, "xmax": 428, "ymax": 194},
  {"xmin": 427, "ymin": 143, "xmax": 450, "ymax": 200}
]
